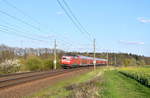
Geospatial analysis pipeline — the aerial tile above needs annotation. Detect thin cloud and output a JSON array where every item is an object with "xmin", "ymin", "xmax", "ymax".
[
  {"xmin": 119, "ymin": 40, "xmax": 145, "ymax": 45},
  {"xmin": 137, "ymin": 17, "xmax": 150, "ymax": 23},
  {"xmin": 56, "ymin": 11, "xmax": 64, "ymax": 15}
]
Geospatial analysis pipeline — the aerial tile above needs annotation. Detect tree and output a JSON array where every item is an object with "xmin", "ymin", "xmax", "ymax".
[
  {"xmin": 123, "ymin": 58, "xmax": 137, "ymax": 66},
  {"xmin": 137, "ymin": 60, "xmax": 145, "ymax": 66}
]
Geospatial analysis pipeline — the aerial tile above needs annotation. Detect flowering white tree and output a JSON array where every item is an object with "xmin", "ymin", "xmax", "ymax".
[{"xmin": 0, "ymin": 59, "xmax": 21, "ymax": 73}]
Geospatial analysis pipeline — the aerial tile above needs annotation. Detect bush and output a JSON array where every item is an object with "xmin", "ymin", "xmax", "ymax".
[
  {"xmin": 42, "ymin": 59, "xmax": 61, "ymax": 70},
  {"xmin": 56, "ymin": 59, "xmax": 61, "ymax": 69},
  {"xmin": 0, "ymin": 56, "xmax": 62, "ymax": 73},
  {"xmin": 43, "ymin": 59, "xmax": 53, "ymax": 70},
  {"xmin": 0, "ymin": 59, "xmax": 21, "ymax": 74},
  {"xmin": 123, "ymin": 58, "xmax": 137, "ymax": 66},
  {"xmin": 137, "ymin": 60, "xmax": 145, "ymax": 66},
  {"xmin": 25, "ymin": 56, "xmax": 43, "ymax": 71},
  {"xmin": 23, "ymin": 56, "xmax": 61, "ymax": 71}
]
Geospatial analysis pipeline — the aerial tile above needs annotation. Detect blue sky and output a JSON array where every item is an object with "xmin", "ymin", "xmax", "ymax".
[{"xmin": 0, "ymin": 0, "xmax": 150, "ymax": 56}]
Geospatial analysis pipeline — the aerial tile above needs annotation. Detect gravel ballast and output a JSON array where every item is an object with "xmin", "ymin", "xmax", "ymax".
[{"xmin": 0, "ymin": 68, "xmax": 91, "ymax": 98}]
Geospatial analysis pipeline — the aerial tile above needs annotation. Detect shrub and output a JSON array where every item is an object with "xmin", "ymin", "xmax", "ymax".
[
  {"xmin": 24, "ymin": 56, "xmax": 61, "ymax": 71},
  {"xmin": 123, "ymin": 58, "xmax": 137, "ymax": 66},
  {"xmin": 43, "ymin": 59, "xmax": 53, "ymax": 70},
  {"xmin": 0, "ymin": 59, "xmax": 20, "ymax": 74},
  {"xmin": 42, "ymin": 59, "xmax": 61, "ymax": 70},
  {"xmin": 25, "ymin": 56, "xmax": 43, "ymax": 71}
]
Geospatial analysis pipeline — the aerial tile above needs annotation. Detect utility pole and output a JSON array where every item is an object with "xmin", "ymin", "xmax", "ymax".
[
  {"xmin": 93, "ymin": 38, "xmax": 96, "ymax": 70},
  {"xmin": 114, "ymin": 54, "xmax": 117, "ymax": 65},
  {"xmin": 53, "ymin": 39, "xmax": 57, "ymax": 69},
  {"xmin": 107, "ymin": 51, "xmax": 109, "ymax": 67}
]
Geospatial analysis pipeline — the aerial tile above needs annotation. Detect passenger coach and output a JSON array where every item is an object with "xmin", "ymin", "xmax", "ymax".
[{"xmin": 61, "ymin": 55, "xmax": 107, "ymax": 68}]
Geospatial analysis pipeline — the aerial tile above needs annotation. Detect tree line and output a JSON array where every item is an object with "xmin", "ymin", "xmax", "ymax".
[{"xmin": 0, "ymin": 44, "xmax": 150, "ymax": 74}]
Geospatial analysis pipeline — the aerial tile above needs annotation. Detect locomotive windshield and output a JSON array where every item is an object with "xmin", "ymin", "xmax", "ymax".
[{"xmin": 62, "ymin": 57, "xmax": 71, "ymax": 60}]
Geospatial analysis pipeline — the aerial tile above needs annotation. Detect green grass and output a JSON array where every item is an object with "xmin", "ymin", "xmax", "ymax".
[
  {"xmin": 119, "ymin": 67, "xmax": 150, "ymax": 87},
  {"xmin": 101, "ymin": 70, "xmax": 150, "ymax": 98},
  {"xmin": 27, "ymin": 67, "xmax": 107, "ymax": 98},
  {"xmin": 143, "ymin": 65, "xmax": 150, "ymax": 68},
  {"xmin": 26, "ymin": 66, "xmax": 150, "ymax": 98}
]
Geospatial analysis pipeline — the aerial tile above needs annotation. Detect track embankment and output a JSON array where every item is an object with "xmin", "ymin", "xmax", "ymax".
[{"xmin": 0, "ymin": 67, "xmax": 92, "ymax": 98}]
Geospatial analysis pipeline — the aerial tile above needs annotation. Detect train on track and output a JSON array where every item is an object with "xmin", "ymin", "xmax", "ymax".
[{"xmin": 61, "ymin": 55, "xmax": 108, "ymax": 68}]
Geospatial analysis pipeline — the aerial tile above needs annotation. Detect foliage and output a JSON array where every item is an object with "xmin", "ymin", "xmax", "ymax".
[
  {"xmin": 119, "ymin": 67, "xmax": 150, "ymax": 87},
  {"xmin": 123, "ymin": 58, "xmax": 137, "ymax": 66},
  {"xmin": 42, "ymin": 59, "xmax": 53, "ymax": 70},
  {"xmin": 67, "ymin": 78, "xmax": 101, "ymax": 98},
  {"xmin": 22, "ymin": 56, "xmax": 61, "ymax": 71},
  {"xmin": 25, "ymin": 56, "xmax": 43, "ymax": 71},
  {"xmin": 0, "ymin": 50, "xmax": 15, "ymax": 63},
  {"xmin": 0, "ymin": 59, "xmax": 20, "ymax": 74},
  {"xmin": 0, "ymin": 44, "xmax": 150, "ymax": 73},
  {"xmin": 137, "ymin": 59, "xmax": 145, "ymax": 66}
]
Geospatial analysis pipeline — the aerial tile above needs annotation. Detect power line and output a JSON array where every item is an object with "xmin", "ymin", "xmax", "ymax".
[
  {"xmin": 0, "ymin": 10, "xmax": 41, "ymax": 31},
  {"xmin": 55, "ymin": 34, "xmax": 75, "ymax": 46},
  {"xmin": 62, "ymin": 0, "xmax": 93, "ymax": 40},
  {"xmin": 0, "ymin": 27, "xmax": 48, "ymax": 43},
  {"xmin": 1, "ymin": 0, "xmax": 57, "ymax": 42},
  {"xmin": 57, "ymin": 0, "xmax": 94, "ymax": 54},
  {"xmin": 0, "ymin": 25, "xmax": 50, "ymax": 42},
  {"xmin": 0, "ymin": 22, "xmax": 76, "ymax": 50},
  {"xmin": 56, "ymin": 0, "xmax": 88, "ymax": 39},
  {"xmin": 1, "ymin": 12, "xmax": 54, "ymax": 39},
  {"xmin": 2, "ymin": 0, "xmax": 41, "ymax": 27},
  {"xmin": 0, "ymin": 25, "xmax": 77, "ymax": 50},
  {"xmin": 0, "ymin": 8, "xmax": 61, "ymax": 42},
  {"xmin": 0, "ymin": 22, "xmax": 54, "ymax": 41}
]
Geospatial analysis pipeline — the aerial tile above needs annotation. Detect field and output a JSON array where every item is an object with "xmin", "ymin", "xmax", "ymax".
[
  {"xmin": 119, "ymin": 66, "xmax": 150, "ymax": 87},
  {"xmin": 27, "ymin": 66, "xmax": 150, "ymax": 98},
  {"xmin": 101, "ymin": 70, "xmax": 150, "ymax": 98}
]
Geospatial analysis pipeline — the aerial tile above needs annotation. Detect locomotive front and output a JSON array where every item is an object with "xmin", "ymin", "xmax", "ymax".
[{"xmin": 60, "ymin": 56, "xmax": 73, "ymax": 68}]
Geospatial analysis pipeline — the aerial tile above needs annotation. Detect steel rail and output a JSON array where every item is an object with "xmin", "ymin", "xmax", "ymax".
[{"xmin": 0, "ymin": 67, "xmax": 91, "ymax": 89}]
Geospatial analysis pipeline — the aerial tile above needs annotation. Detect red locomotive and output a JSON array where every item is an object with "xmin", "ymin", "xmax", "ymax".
[{"xmin": 61, "ymin": 55, "xmax": 107, "ymax": 68}]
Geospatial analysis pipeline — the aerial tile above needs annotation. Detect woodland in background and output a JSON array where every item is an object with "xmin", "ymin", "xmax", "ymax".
[{"xmin": 0, "ymin": 44, "xmax": 149, "ymax": 74}]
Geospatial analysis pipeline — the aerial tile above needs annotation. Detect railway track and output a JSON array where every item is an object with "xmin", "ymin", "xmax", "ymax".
[{"xmin": 0, "ymin": 67, "xmax": 91, "ymax": 89}]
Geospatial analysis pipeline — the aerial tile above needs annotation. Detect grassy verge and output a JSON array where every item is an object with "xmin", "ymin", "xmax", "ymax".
[
  {"xmin": 27, "ymin": 66, "xmax": 150, "ymax": 98},
  {"xmin": 27, "ymin": 67, "xmax": 109, "ymax": 98},
  {"xmin": 101, "ymin": 70, "xmax": 150, "ymax": 98}
]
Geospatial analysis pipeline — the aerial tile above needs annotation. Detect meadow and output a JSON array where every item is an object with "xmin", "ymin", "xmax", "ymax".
[{"xmin": 27, "ymin": 66, "xmax": 150, "ymax": 98}]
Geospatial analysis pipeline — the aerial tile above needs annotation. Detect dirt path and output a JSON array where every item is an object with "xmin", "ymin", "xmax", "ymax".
[{"xmin": 0, "ymin": 68, "xmax": 91, "ymax": 98}]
